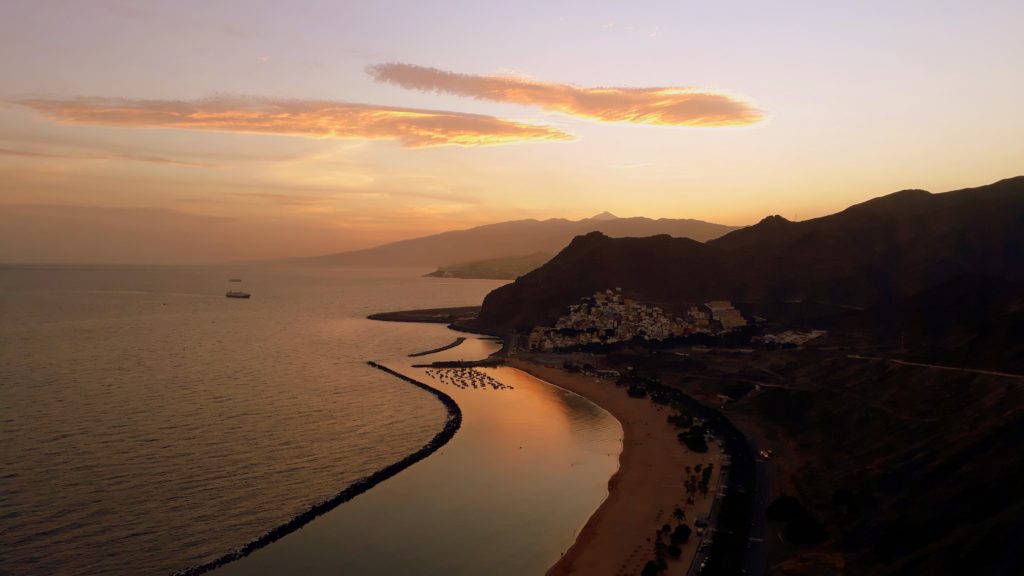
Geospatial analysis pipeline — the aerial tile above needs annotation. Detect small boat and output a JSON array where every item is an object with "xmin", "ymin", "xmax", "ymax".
[
  {"xmin": 228, "ymin": 278, "xmax": 243, "ymax": 282},
  {"xmin": 226, "ymin": 290, "xmax": 251, "ymax": 299}
]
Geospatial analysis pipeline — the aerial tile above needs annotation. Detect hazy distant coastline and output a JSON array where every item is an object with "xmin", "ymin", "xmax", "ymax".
[{"xmin": 285, "ymin": 213, "xmax": 739, "ymax": 270}]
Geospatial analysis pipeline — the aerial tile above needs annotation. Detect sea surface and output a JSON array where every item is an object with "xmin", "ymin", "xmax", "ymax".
[
  {"xmin": 215, "ymin": 338, "xmax": 622, "ymax": 576},
  {"xmin": 0, "ymin": 265, "xmax": 621, "ymax": 575}
]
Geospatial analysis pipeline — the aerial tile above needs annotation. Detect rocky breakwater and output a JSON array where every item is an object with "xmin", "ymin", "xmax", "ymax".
[{"xmin": 172, "ymin": 362, "xmax": 462, "ymax": 576}]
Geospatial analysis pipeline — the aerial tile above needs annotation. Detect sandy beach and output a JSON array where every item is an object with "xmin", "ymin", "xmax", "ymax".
[{"xmin": 509, "ymin": 360, "xmax": 723, "ymax": 576}]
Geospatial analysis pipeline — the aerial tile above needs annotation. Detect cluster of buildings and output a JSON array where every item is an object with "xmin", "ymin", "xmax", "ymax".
[
  {"xmin": 527, "ymin": 288, "xmax": 748, "ymax": 352},
  {"xmin": 705, "ymin": 300, "xmax": 748, "ymax": 330}
]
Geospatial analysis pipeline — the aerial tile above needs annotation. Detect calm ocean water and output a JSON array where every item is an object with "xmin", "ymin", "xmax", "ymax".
[
  {"xmin": 215, "ymin": 338, "xmax": 622, "ymax": 576},
  {"xmin": 0, "ymin": 265, "xmax": 507, "ymax": 575}
]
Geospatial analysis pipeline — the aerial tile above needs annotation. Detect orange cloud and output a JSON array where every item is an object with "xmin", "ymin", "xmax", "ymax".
[
  {"xmin": 14, "ymin": 97, "xmax": 573, "ymax": 148},
  {"xmin": 368, "ymin": 63, "xmax": 765, "ymax": 127}
]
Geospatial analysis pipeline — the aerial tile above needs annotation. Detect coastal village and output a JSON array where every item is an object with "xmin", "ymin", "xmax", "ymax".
[{"xmin": 527, "ymin": 288, "xmax": 748, "ymax": 352}]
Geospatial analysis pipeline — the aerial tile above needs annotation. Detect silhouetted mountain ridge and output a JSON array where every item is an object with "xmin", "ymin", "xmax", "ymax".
[{"xmin": 472, "ymin": 177, "xmax": 1024, "ymax": 334}]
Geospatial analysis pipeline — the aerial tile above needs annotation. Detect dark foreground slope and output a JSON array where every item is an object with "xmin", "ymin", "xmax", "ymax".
[
  {"xmin": 289, "ymin": 214, "xmax": 738, "ymax": 268},
  {"xmin": 621, "ymin": 347, "xmax": 1024, "ymax": 576},
  {"xmin": 472, "ymin": 176, "xmax": 1024, "ymax": 575},
  {"xmin": 472, "ymin": 177, "xmax": 1024, "ymax": 336}
]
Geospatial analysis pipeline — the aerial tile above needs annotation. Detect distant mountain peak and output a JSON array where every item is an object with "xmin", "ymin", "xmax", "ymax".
[
  {"xmin": 587, "ymin": 211, "xmax": 619, "ymax": 221},
  {"xmin": 758, "ymin": 214, "xmax": 791, "ymax": 225}
]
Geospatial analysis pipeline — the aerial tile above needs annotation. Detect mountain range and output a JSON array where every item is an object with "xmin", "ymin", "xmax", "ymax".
[
  {"xmin": 464, "ymin": 177, "xmax": 1024, "ymax": 575},
  {"xmin": 289, "ymin": 213, "xmax": 739, "ymax": 269},
  {"xmin": 470, "ymin": 177, "xmax": 1024, "ymax": 352}
]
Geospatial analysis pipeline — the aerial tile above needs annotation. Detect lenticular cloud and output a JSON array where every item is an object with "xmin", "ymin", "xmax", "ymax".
[
  {"xmin": 368, "ymin": 63, "xmax": 764, "ymax": 127},
  {"xmin": 15, "ymin": 96, "xmax": 574, "ymax": 148}
]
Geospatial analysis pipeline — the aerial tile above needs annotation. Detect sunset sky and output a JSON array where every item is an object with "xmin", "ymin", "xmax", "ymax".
[{"xmin": 1, "ymin": 0, "xmax": 1021, "ymax": 263}]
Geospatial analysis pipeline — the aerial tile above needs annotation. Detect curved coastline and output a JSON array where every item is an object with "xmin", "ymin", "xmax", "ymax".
[
  {"xmin": 509, "ymin": 368, "xmax": 627, "ymax": 568},
  {"xmin": 172, "ymin": 362, "xmax": 463, "ymax": 576},
  {"xmin": 509, "ymin": 359, "xmax": 724, "ymax": 576}
]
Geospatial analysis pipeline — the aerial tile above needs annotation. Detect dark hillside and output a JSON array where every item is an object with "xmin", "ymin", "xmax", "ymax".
[
  {"xmin": 472, "ymin": 177, "xmax": 1024, "ymax": 334},
  {"xmin": 472, "ymin": 232, "xmax": 734, "ymax": 333},
  {"xmin": 623, "ymin": 346, "xmax": 1024, "ymax": 576}
]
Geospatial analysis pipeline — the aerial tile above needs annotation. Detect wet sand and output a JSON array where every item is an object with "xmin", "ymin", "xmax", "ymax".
[{"xmin": 509, "ymin": 360, "xmax": 722, "ymax": 576}]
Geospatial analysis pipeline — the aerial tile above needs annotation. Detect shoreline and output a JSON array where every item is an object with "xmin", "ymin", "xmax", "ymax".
[
  {"xmin": 509, "ymin": 359, "xmax": 722, "ymax": 576},
  {"xmin": 176, "ymin": 322, "xmax": 698, "ymax": 576},
  {"xmin": 172, "ymin": 362, "xmax": 462, "ymax": 576}
]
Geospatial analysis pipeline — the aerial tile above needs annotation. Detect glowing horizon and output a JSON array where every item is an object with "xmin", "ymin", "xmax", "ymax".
[{"xmin": 0, "ymin": 0, "xmax": 1021, "ymax": 263}]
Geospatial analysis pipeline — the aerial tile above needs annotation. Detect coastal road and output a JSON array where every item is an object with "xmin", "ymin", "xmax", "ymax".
[
  {"xmin": 847, "ymin": 355, "xmax": 1023, "ymax": 380},
  {"xmin": 745, "ymin": 437, "xmax": 770, "ymax": 576},
  {"xmin": 685, "ymin": 454, "xmax": 727, "ymax": 576},
  {"xmin": 685, "ymin": 440, "xmax": 769, "ymax": 576}
]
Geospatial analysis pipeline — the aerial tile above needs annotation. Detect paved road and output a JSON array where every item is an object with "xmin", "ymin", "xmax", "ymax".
[
  {"xmin": 685, "ymin": 453, "xmax": 728, "ymax": 576},
  {"xmin": 745, "ymin": 438, "xmax": 770, "ymax": 576},
  {"xmin": 847, "ymin": 355, "xmax": 1023, "ymax": 379},
  {"xmin": 684, "ymin": 439, "xmax": 768, "ymax": 576}
]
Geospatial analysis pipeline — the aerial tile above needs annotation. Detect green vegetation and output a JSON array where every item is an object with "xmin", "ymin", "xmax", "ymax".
[
  {"xmin": 700, "ymin": 463, "xmax": 714, "ymax": 492},
  {"xmin": 667, "ymin": 412, "xmax": 693, "ymax": 428},
  {"xmin": 676, "ymin": 427, "xmax": 708, "ymax": 453},
  {"xmin": 641, "ymin": 560, "xmax": 660, "ymax": 576},
  {"xmin": 648, "ymin": 517, "xmax": 694, "ymax": 575},
  {"xmin": 671, "ymin": 523, "xmax": 691, "ymax": 545},
  {"xmin": 667, "ymin": 410, "xmax": 709, "ymax": 452},
  {"xmin": 626, "ymin": 385, "xmax": 648, "ymax": 398}
]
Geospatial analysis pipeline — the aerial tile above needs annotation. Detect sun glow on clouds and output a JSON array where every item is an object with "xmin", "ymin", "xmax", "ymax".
[
  {"xmin": 368, "ymin": 63, "xmax": 765, "ymax": 127},
  {"xmin": 14, "ymin": 97, "xmax": 573, "ymax": 148}
]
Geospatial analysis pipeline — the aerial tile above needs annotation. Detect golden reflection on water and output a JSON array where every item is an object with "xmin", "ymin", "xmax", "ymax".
[
  {"xmin": 215, "ymin": 336, "xmax": 623, "ymax": 576},
  {"xmin": 1, "ymin": 267, "xmax": 509, "ymax": 576}
]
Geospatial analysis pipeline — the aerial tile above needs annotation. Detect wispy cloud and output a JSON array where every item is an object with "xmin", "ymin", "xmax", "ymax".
[
  {"xmin": 368, "ymin": 63, "xmax": 765, "ymax": 127},
  {"xmin": 230, "ymin": 186, "xmax": 480, "ymax": 206},
  {"xmin": 0, "ymin": 147, "xmax": 219, "ymax": 168},
  {"xmin": 13, "ymin": 96, "xmax": 573, "ymax": 148}
]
